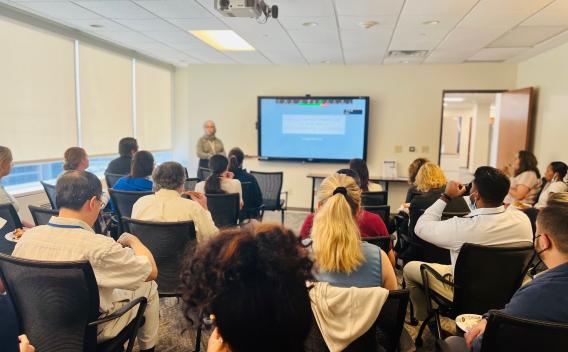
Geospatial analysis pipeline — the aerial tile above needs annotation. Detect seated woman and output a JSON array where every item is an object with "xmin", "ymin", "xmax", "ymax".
[
  {"xmin": 405, "ymin": 157, "xmax": 429, "ymax": 203},
  {"xmin": 113, "ymin": 151, "xmax": 154, "ymax": 192},
  {"xmin": 63, "ymin": 146, "xmax": 89, "ymax": 172},
  {"xmin": 181, "ymin": 224, "xmax": 313, "ymax": 352},
  {"xmin": 534, "ymin": 161, "xmax": 567, "ymax": 209},
  {"xmin": 402, "ymin": 162, "xmax": 469, "ymax": 262},
  {"xmin": 227, "ymin": 147, "xmax": 262, "ymax": 219},
  {"xmin": 503, "ymin": 150, "xmax": 541, "ymax": 205},
  {"xmin": 349, "ymin": 158, "xmax": 383, "ymax": 192},
  {"xmin": 195, "ymin": 154, "xmax": 243, "ymax": 207},
  {"xmin": 0, "ymin": 146, "xmax": 34, "ymax": 228},
  {"xmin": 310, "ymin": 173, "xmax": 397, "ymax": 289}
]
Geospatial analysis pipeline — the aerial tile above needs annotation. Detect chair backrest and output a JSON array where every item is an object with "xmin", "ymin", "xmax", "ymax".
[
  {"xmin": 199, "ymin": 167, "xmax": 212, "ymax": 181},
  {"xmin": 361, "ymin": 191, "xmax": 388, "ymax": 207},
  {"xmin": 108, "ymin": 189, "xmax": 153, "ymax": 232},
  {"xmin": 250, "ymin": 171, "xmax": 282, "ymax": 209},
  {"xmin": 0, "ymin": 203, "xmax": 23, "ymax": 236},
  {"xmin": 28, "ymin": 205, "xmax": 58, "ymax": 226},
  {"xmin": 122, "ymin": 217, "xmax": 196, "ymax": 296},
  {"xmin": 0, "ymin": 254, "xmax": 100, "ymax": 352},
  {"xmin": 304, "ymin": 289, "xmax": 409, "ymax": 352},
  {"xmin": 105, "ymin": 173, "xmax": 125, "ymax": 189},
  {"xmin": 40, "ymin": 181, "xmax": 58, "ymax": 209},
  {"xmin": 184, "ymin": 177, "xmax": 200, "ymax": 191},
  {"xmin": 206, "ymin": 193, "xmax": 240, "ymax": 228},
  {"xmin": 453, "ymin": 242, "xmax": 534, "ymax": 315},
  {"xmin": 362, "ymin": 236, "xmax": 391, "ymax": 253},
  {"xmin": 363, "ymin": 205, "xmax": 391, "ymax": 226},
  {"xmin": 481, "ymin": 310, "xmax": 568, "ymax": 352}
]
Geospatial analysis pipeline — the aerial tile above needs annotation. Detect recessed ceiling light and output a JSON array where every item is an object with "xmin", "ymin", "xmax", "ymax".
[
  {"xmin": 321, "ymin": 60, "xmax": 331, "ymax": 64},
  {"xmin": 444, "ymin": 97, "xmax": 465, "ymax": 102},
  {"xmin": 89, "ymin": 24, "xmax": 103, "ymax": 28},
  {"xmin": 358, "ymin": 20, "xmax": 379, "ymax": 29},
  {"xmin": 423, "ymin": 20, "xmax": 440, "ymax": 25},
  {"xmin": 302, "ymin": 21, "xmax": 318, "ymax": 27},
  {"xmin": 190, "ymin": 30, "xmax": 255, "ymax": 51}
]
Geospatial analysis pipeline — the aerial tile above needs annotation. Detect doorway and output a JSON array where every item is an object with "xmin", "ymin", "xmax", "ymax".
[{"xmin": 438, "ymin": 88, "xmax": 535, "ymax": 183}]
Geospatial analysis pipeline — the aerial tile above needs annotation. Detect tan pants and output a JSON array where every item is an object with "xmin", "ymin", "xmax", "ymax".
[
  {"xmin": 97, "ymin": 281, "xmax": 159, "ymax": 350},
  {"xmin": 403, "ymin": 261, "xmax": 454, "ymax": 321}
]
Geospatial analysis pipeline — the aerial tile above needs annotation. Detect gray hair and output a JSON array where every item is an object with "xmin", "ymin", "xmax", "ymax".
[{"xmin": 152, "ymin": 161, "xmax": 185, "ymax": 191}]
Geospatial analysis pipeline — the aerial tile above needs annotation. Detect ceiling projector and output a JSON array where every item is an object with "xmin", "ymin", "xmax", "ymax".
[{"xmin": 215, "ymin": 0, "xmax": 278, "ymax": 21}]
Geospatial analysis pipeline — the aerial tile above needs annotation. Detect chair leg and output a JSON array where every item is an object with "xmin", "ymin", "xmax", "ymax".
[
  {"xmin": 408, "ymin": 299, "xmax": 419, "ymax": 326},
  {"xmin": 194, "ymin": 323, "xmax": 202, "ymax": 352},
  {"xmin": 434, "ymin": 310, "xmax": 443, "ymax": 341},
  {"xmin": 415, "ymin": 312, "xmax": 434, "ymax": 347},
  {"xmin": 281, "ymin": 209, "xmax": 284, "ymax": 224}
]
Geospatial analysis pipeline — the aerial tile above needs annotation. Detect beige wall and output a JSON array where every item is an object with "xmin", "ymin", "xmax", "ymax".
[
  {"xmin": 174, "ymin": 64, "xmax": 517, "ymax": 209},
  {"xmin": 517, "ymin": 41, "xmax": 568, "ymax": 171}
]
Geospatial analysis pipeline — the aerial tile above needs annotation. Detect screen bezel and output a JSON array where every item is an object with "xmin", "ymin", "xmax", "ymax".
[{"xmin": 257, "ymin": 96, "xmax": 370, "ymax": 163}]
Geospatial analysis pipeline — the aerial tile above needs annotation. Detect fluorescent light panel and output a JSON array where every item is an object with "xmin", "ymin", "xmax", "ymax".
[
  {"xmin": 190, "ymin": 30, "xmax": 255, "ymax": 51},
  {"xmin": 444, "ymin": 97, "xmax": 465, "ymax": 102}
]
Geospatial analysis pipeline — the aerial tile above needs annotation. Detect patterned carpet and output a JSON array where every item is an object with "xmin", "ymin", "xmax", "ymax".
[{"xmin": 140, "ymin": 211, "xmax": 450, "ymax": 352}]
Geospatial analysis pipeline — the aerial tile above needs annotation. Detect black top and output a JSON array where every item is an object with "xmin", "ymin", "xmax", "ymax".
[
  {"xmin": 405, "ymin": 185, "xmax": 423, "ymax": 203},
  {"xmin": 105, "ymin": 155, "xmax": 132, "ymax": 175},
  {"xmin": 233, "ymin": 168, "xmax": 263, "ymax": 215}
]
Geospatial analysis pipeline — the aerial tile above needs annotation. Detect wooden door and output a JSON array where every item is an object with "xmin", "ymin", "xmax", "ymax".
[{"xmin": 495, "ymin": 87, "xmax": 536, "ymax": 169}]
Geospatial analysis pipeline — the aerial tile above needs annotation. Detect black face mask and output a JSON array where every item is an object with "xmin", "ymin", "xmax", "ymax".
[{"xmin": 534, "ymin": 235, "xmax": 547, "ymax": 258}]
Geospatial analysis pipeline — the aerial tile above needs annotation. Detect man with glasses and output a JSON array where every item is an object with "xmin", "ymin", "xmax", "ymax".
[{"xmin": 12, "ymin": 170, "xmax": 159, "ymax": 352}]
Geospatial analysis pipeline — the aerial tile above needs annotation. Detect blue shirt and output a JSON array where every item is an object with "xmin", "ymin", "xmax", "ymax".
[
  {"xmin": 474, "ymin": 261, "xmax": 568, "ymax": 351},
  {"xmin": 110, "ymin": 176, "xmax": 153, "ymax": 212},
  {"xmin": 315, "ymin": 241, "xmax": 383, "ymax": 288}
]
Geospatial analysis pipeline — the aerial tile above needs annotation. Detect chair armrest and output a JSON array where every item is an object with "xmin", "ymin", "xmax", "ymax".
[
  {"xmin": 88, "ymin": 296, "xmax": 147, "ymax": 326},
  {"xmin": 420, "ymin": 264, "xmax": 455, "ymax": 314},
  {"xmin": 280, "ymin": 191, "xmax": 288, "ymax": 209}
]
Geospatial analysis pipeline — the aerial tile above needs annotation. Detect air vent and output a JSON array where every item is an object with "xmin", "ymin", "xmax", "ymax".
[{"xmin": 388, "ymin": 50, "xmax": 429, "ymax": 57}]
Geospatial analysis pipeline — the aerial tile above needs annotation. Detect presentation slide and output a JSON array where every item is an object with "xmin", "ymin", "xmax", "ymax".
[{"xmin": 259, "ymin": 97, "xmax": 369, "ymax": 161}]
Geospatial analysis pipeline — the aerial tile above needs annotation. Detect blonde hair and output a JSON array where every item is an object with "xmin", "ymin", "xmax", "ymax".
[
  {"xmin": 311, "ymin": 173, "xmax": 364, "ymax": 273},
  {"xmin": 63, "ymin": 147, "xmax": 87, "ymax": 171},
  {"xmin": 415, "ymin": 162, "xmax": 446, "ymax": 192}
]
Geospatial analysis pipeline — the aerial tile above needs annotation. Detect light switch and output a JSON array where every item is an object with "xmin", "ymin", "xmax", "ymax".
[{"xmin": 409, "ymin": 146, "xmax": 416, "ymax": 152}]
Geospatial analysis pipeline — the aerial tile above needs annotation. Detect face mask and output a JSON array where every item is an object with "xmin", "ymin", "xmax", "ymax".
[
  {"xmin": 468, "ymin": 194, "xmax": 477, "ymax": 212},
  {"xmin": 534, "ymin": 235, "xmax": 547, "ymax": 261}
]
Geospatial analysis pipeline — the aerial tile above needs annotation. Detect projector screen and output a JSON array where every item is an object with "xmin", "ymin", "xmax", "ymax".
[{"xmin": 258, "ymin": 96, "xmax": 369, "ymax": 162}]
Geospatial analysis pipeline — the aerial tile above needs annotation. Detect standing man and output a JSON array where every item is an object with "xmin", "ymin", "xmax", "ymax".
[{"xmin": 196, "ymin": 120, "xmax": 225, "ymax": 180}]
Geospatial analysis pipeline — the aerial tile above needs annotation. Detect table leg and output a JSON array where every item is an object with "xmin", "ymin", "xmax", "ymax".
[{"xmin": 310, "ymin": 177, "xmax": 316, "ymax": 213}]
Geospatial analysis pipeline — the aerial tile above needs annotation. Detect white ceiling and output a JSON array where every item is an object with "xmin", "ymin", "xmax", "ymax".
[{"xmin": 2, "ymin": 0, "xmax": 568, "ymax": 67}]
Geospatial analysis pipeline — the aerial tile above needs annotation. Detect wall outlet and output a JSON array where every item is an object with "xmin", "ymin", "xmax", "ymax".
[
  {"xmin": 409, "ymin": 146, "xmax": 416, "ymax": 152},
  {"xmin": 394, "ymin": 145, "xmax": 402, "ymax": 153},
  {"xmin": 422, "ymin": 145, "xmax": 430, "ymax": 153}
]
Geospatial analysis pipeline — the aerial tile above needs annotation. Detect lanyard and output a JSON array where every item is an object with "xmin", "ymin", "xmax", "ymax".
[{"xmin": 47, "ymin": 223, "xmax": 85, "ymax": 230}]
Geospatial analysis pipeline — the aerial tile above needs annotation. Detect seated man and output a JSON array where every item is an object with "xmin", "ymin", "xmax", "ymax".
[
  {"xmin": 106, "ymin": 137, "xmax": 138, "ymax": 175},
  {"xmin": 403, "ymin": 166, "xmax": 533, "ymax": 324},
  {"xmin": 445, "ymin": 192, "xmax": 568, "ymax": 351},
  {"xmin": 132, "ymin": 161, "xmax": 218, "ymax": 243},
  {"xmin": 12, "ymin": 171, "xmax": 158, "ymax": 352}
]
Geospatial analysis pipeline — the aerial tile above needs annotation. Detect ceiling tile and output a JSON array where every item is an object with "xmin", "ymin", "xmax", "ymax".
[
  {"xmin": 424, "ymin": 48, "xmax": 478, "ymax": 63},
  {"xmin": 94, "ymin": 30, "xmax": 155, "ymax": 45},
  {"xmin": 397, "ymin": 0, "xmax": 478, "ymax": 28},
  {"xmin": 295, "ymin": 42, "xmax": 342, "ymax": 64},
  {"xmin": 286, "ymin": 27, "xmax": 339, "ymax": 44},
  {"xmin": 338, "ymin": 15, "xmax": 397, "ymax": 30},
  {"xmin": 63, "ymin": 18, "xmax": 127, "ymax": 32},
  {"xmin": 468, "ymin": 47, "xmax": 527, "ymax": 61},
  {"xmin": 17, "ymin": 2, "xmax": 100, "ymax": 20},
  {"xmin": 488, "ymin": 25, "xmax": 568, "ymax": 48},
  {"xmin": 74, "ymin": 0, "xmax": 154, "ymax": 20},
  {"xmin": 167, "ymin": 17, "xmax": 228, "ymax": 31},
  {"xmin": 271, "ymin": 0, "xmax": 334, "ymax": 17},
  {"xmin": 335, "ymin": 0, "xmax": 404, "ymax": 16},
  {"xmin": 437, "ymin": 26, "xmax": 510, "ymax": 51},
  {"xmin": 134, "ymin": 0, "xmax": 212, "ymax": 19},
  {"xmin": 223, "ymin": 51, "xmax": 271, "ymax": 64},
  {"xmin": 278, "ymin": 16, "xmax": 336, "ymax": 30},
  {"xmin": 458, "ymin": 0, "xmax": 554, "ymax": 28},
  {"xmin": 143, "ymin": 29, "xmax": 198, "ymax": 44},
  {"xmin": 523, "ymin": 0, "xmax": 568, "ymax": 26},
  {"xmin": 115, "ymin": 18, "xmax": 180, "ymax": 31},
  {"xmin": 390, "ymin": 25, "xmax": 454, "ymax": 51},
  {"xmin": 383, "ymin": 56, "xmax": 424, "ymax": 64}
]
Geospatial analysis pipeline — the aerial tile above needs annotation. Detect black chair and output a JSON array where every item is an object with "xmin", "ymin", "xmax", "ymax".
[
  {"xmin": 363, "ymin": 205, "xmax": 391, "ymax": 229},
  {"xmin": 240, "ymin": 181, "xmax": 262, "ymax": 221},
  {"xmin": 108, "ymin": 189, "xmax": 153, "ymax": 234},
  {"xmin": 361, "ymin": 191, "xmax": 388, "ymax": 207},
  {"xmin": 479, "ymin": 310, "xmax": 568, "ymax": 352},
  {"xmin": 122, "ymin": 217, "xmax": 196, "ymax": 297},
  {"xmin": 27, "ymin": 205, "xmax": 106, "ymax": 234},
  {"xmin": 0, "ymin": 203, "xmax": 23, "ymax": 235},
  {"xmin": 362, "ymin": 236, "xmax": 392, "ymax": 253},
  {"xmin": 198, "ymin": 167, "xmax": 211, "ymax": 181},
  {"xmin": 40, "ymin": 181, "xmax": 58, "ymax": 209},
  {"xmin": 104, "ymin": 173, "xmax": 125, "ymax": 189},
  {"xmin": 184, "ymin": 177, "xmax": 200, "ymax": 192},
  {"xmin": 0, "ymin": 253, "xmax": 146, "ymax": 352},
  {"xmin": 206, "ymin": 193, "xmax": 240, "ymax": 228},
  {"xmin": 304, "ymin": 289, "xmax": 409, "ymax": 352},
  {"xmin": 251, "ymin": 170, "xmax": 287, "ymax": 223},
  {"xmin": 415, "ymin": 242, "xmax": 534, "ymax": 345}
]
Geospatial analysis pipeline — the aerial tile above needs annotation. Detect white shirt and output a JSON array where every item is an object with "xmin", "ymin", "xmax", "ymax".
[
  {"xmin": 415, "ymin": 199, "xmax": 533, "ymax": 270},
  {"xmin": 534, "ymin": 181, "xmax": 568, "ymax": 209},
  {"xmin": 132, "ymin": 189, "xmax": 218, "ymax": 243},
  {"xmin": 195, "ymin": 178, "xmax": 243, "ymax": 205},
  {"xmin": 0, "ymin": 183, "xmax": 19, "ymax": 211},
  {"xmin": 12, "ymin": 216, "xmax": 151, "ymax": 314}
]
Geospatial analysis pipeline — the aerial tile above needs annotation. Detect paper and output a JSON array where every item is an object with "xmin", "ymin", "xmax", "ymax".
[{"xmin": 383, "ymin": 160, "xmax": 397, "ymax": 178}]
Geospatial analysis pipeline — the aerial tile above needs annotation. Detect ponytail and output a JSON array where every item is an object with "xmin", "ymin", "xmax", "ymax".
[
  {"xmin": 205, "ymin": 154, "xmax": 228, "ymax": 194},
  {"xmin": 227, "ymin": 147, "xmax": 245, "ymax": 174}
]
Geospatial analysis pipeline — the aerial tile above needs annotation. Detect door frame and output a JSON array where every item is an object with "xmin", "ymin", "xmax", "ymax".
[{"xmin": 437, "ymin": 89, "xmax": 506, "ymax": 166}]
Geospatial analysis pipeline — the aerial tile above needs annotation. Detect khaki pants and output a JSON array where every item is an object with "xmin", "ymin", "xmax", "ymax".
[
  {"xmin": 403, "ymin": 261, "xmax": 454, "ymax": 321},
  {"xmin": 97, "ymin": 281, "xmax": 159, "ymax": 350}
]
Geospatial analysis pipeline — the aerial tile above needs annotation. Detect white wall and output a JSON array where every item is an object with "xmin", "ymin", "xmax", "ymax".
[
  {"xmin": 174, "ymin": 64, "xmax": 516, "ymax": 209},
  {"xmin": 517, "ymin": 41, "xmax": 568, "ymax": 170}
]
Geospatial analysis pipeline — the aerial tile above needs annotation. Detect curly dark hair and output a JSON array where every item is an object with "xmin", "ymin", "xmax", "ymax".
[
  {"xmin": 515, "ymin": 150, "xmax": 540, "ymax": 178},
  {"xmin": 181, "ymin": 224, "xmax": 314, "ymax": 352}
]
